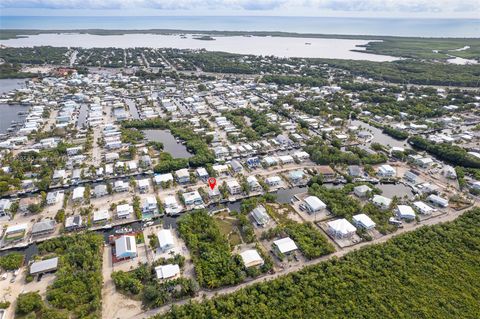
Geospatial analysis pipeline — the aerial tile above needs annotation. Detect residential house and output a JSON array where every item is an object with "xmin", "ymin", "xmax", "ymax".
[
  {"xmin": 240, "ymin": 249, "xmax": 264, "ymax": 268},
  {"xmin": 273, "ymin": 237, "xmax": 298, "ymax": 255},
  {"xmin": 396, "ymin": 205, "xmax": 416, "ymax": 220},
  {"xmin": 116, "ymin": 204, "xmax": 133, "ymax": 219},
  {"xmin": 377, "ymin": 164, "xmax": 396, "ymax": 178},
  {"xmin": 31, "ymin": 220, "xmax": 56, "ymax": 237},
  {"xmin": 65, "ymin": 215, "xmax": 83, "ymax": 231},
  {"xmin": 427, "ymin": 194, "xmax": 449, "ymax": 208},
  {"xmin": 183, "ymin": 190, "xmax": 203, "ymax": 206},
  {"xmin": 94, "ymin": 184, "xmax": 108, "ymax": 198},
  {"xmin": 265, "ymin": 176, "xmax": 282, "ymax": 187},
  {"xmin": 353, "ymin": 185, "xmax": 372, "ymax": 198},
  {"xmin": 142, "ymin": 196, "xmax": 159, "ymax": 215},
  {"xmin": 157, "ymin": 229, "xmax": 175, "ymax": 251},
  {"xmin": 114, "ymin": 180, "xmax": 128, "ymax": 192},
  {"xmin": 352, "ymin": 214, "xmax": 376, "ymax": 230},
  {"xmin": 175, "ymin": 168, "xmax": 190, "ymax": 183},
  {"xmin": 250, "ymin": 205, "xmax": 270, "ymax": 227},
  {"xmin": 304, "ymin": 196, "xmax": 327, "ymax": 213},
  {"xmin": 115, "ymin": 235, "xmax": 137, "ymax": 259},
  {"xmin": 372, "ymin": 195, "xmax": 392, "ymax": 210},
  {"xmin": 227, "ymin": 180, "xmax": 242, "ymax": 195},
  {"xmin": 327, "ymin": 219, "xmax": 357, "ymax": 238},
  {"xmin": 247, "ymin": 176, "xmax": 262, "ymax": 192}
]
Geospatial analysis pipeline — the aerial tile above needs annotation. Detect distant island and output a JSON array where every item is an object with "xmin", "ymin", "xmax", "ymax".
[{"xmin": 193, "ymin": 35, "xmax": 216, "ymax": 41}]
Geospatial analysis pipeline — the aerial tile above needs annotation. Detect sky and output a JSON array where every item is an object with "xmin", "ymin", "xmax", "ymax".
[{"xmin": 0, "ymin": 0, "xmax": 479, "ymax": 18}]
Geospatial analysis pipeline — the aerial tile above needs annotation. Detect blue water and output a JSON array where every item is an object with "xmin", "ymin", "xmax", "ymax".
[{"xmin": 1, "ymin": 16, "xmax": 479, "ymax": 37}]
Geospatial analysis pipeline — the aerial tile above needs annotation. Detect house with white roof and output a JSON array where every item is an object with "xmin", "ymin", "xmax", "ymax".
[
  {"xmin": 304, "ymin": 196, "xmax": 326, "ymax": 213},
  {"xmin": 327, "ymin": 219, "xmax": 357, "ymax": 238},
  {"xmin": 227, "ymin": 179, "xmax": 242, "ymax": 195},
  {"xmin": 93, "ymin": 210, "xmax": 109, "ymax": 223},
  {"xmin": 142, "ymin": 196, "xmax": 158, "ymax": 215},
  {"xmin": 154, "ymin": 173, "xmax": 174, "ymax": 185},
  {"xmin": 427, "ymin": 194, "xmax": 449, "ymax": 208},
  {"xmin": 116, "ymin": 204, "xmax": 133, "ymax": 219},
  {"xmin": 353, "ymin": 185, "xmax": 372, "ymax": 198},
  {"xmin": 250, "ymin": 205, "xmax": 270, "ymax": 227},
  {"xmin": 157, "ymin": 229, "xmax": 175, "ymax": 251},
  {"xmin": 372, "ymin": 195, "xmax": 392, "ymax": 210},
  {"xmin": 72, "ymin": 186, "xmax": 85, "ymax": 203},
  {"xmin": 413, "ymin": 201, "xmax": 434, "ymax": 215},
  {"xmin": 175, "ymin": 168, "xmax": 190, "ymax": 183},
  {"xmin": 240, "ymin": 249, "xmax": 264, "ymax": 268},
  {"xmin": 182, "ymin": 190, "xmax": 203, "ymax": 206},
  {"xmin": 246, "ymin": 176, "xmax": 262, "ymax": 192},
  {"xmin": 265, "ymin": 176, "xmax": 282, "ymax": 187},
  {"xmin": 164, "ymin": 195, "xmax": 181, "ymax": 215},
  {"xmin": 155, "ymin": 264, "xmax": 180, "ymax": 279},
  {"xmin": 352, "ymin": 214, "xmax": 376, "ymax": 230},
  {"xmin": 273, "ymin": 237, "xmax": 298, "ymax": 255},
  {"xmin": 137, "ymin": 178, "xmax": 150, "ymax": 193},
  {"xmin": 114, "ymin": 180, "xmax": 129, "ymax": 192},
  {"xmin": 396, "ymin": 205, "xmax": 416, "ymax": 220},
  {"xmin": 377, "ymin": 164, "xmax": 396, "ymax": 178}
]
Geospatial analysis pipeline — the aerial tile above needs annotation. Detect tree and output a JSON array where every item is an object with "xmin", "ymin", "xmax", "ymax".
[{"xmin": 16, "ymin": 292, "xmax": 43, "ymax": 315}]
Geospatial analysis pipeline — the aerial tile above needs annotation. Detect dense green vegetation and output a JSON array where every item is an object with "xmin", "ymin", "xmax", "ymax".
[
  {"xmin": 315, "ymin": 58, "xmax": 480, "ymax": 87},
  {"xmin": 382, "ymin": 126, "xmax": 409, "ymax": 140},
  {"xmin": 359, "ymin": 38, "xmax": 480, "ymax": 61},
  {"xmin": 177, "ymin": 210, "xmax": 245, "ymax": 289},
  {"xmin": 304, "ymin": 137, "xmax": 387, "ymax": 165},
  {"xmin": 0, "ymin": 252, "xmax": 24, "ymax": 270},
  {"xmin": 283, "ymin": 222, "xmax": 334, "ymax": 259},
  {"xmin": 0, "ymin": 63, "xmax": 35, "ymax": 79},
  {"xmin": 36, "ymin": 233, "xmax": 103, "ymax": 318},
  {"xmin": 262, "ymin": 75, "xmax": 328, "ymax": 87},
  {"xmin": 0, "ymin": 46, "xmax": 70, "ymax": 64},
  {"xmin": 409, "ymin": 136, "xmax": 480, "ymax": 168},
  {"xmin": 111, "ymin": 259, "xmax": 197, "ymax": 309},
  {"xmin": 156, "ymin": 208, "xmax": 480, "ymax": 319},
  {"xmin": 223, "ymin": 108, "xmax": 281, "ymax": 140}
]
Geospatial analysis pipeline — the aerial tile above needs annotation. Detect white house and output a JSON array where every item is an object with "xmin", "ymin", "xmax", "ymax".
[
  {"xmin": 377, "ymin": 164, "xmax": 396, "ymax": 178},
  {"xmin": 327, "ymin": 219, "xmax": 357, "ymax": 238},
  {"xmin": 240, "ymin": 249, "xmax": 264, "ymax": 268},
  {"xmin": 164, "ymin": 195, "xmax": 181, "ymax": 215},
  {"xmin": 304, "ymin": 196, "xmax": 326, "ymax": 213},
  {"xmin": 396, "ymin": 205, "xmax": 416, "ymax": 220},
  {"xmin": 72, "ymin": 186, "xmax": 85, "ymax": 203},
  {"xmin": 250, "ymin": 205, "xmax": 270, "ymax": 227},
  {"xmin": 114, "ymin": 180, "xmax": 129, "ymax": 192},
  {"xmin": 265, "ymin": 176, "xmax": 282, "ymax": 187},
  {"xmin": 155, "ymin": 264, "xmax": 180, "ymax": 279},
  {"xmin": 273, "ymin": 237, "xmax": 298, "ymax": 255},
  {"xmin": 142, "ymin": 196, "xmax": 158, "ymax": 215},
  {"xmin": 93, "ymin": 210, "xmax": 109, "ymax": 223},
  {"xmin": 154, "ymin": 173, "xmax": 174, "ymax": 185},
  {"xmin": 157, "ymin": 228, "xmax": 175, "ymax": 252},
  {"xmin": 46, "ymin": 191, "xmax": 62, "ymax": 205},
  {"xmin": 247, "ymin": 176, "xmax": 262, "ymax": 192},
  {"xmin": 175, "ymin": 168, "xmax": 190, "ymax": 183},
  {"xmin": 182, "ymin": 190, "xmax": 203, "ymax": 206},
  {"xmin": 413, "ymin": 201, "xmax": 435, "ymax": 215},
  {"xmin": 227, "ymin": 179, "xmax": 242, "ymax": 195},
  {"xmin": 137, "ymin": 178, "xmax": 150, "ymax": 193},
  {"xmin": 353, "ymin": 185, "xmax": 372, "ymax": 198},
  {"xmin": 427, "ymin": 194, "xmax": 449, "ymax": 208},
  {"xmin": 372, "ymin": 195, "xmax": 392, "ymax": 210},
  {"xmin": 352, "ymin": 214, "xmax": 376, "ymax": 230},
  {"xmin": 116, "ymin": 204, "xmax": 133, "ymax": 219}
]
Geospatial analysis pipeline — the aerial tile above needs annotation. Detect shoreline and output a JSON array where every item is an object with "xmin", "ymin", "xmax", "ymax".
[{"xmin": 1, "ymin": 28, "xmax": 480, "ymax": 41}]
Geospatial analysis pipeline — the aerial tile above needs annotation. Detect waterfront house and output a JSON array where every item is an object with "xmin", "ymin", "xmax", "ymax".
[
  {"xmin": 304, "ymin": 196, "xmax": 327, "ymax": 213},
  {"xmin": 115, "ymin": 235, "xmax": 137, "ymax": 260}
]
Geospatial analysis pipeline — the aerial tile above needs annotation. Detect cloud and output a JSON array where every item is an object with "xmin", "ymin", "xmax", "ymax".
[{"xmin": 1, "ymin": 0, "xmax": 478, "ymax": 16}]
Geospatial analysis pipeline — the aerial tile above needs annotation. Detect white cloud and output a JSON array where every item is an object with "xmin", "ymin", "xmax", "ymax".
[{"xmin": 1, "ymin": 0, "xmax": 479, "ymax": 17}]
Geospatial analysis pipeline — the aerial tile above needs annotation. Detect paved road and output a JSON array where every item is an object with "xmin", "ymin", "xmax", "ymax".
[{"xmin": 129, "ymin": 204, "xmax": 474, "ymax": 319}]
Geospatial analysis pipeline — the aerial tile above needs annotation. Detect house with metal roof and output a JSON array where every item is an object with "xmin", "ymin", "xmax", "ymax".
[
  {"xmin": 273, "ymin": 237, "xmax": 298, "ymax": 255},
  {"xmin": 115, "ymin": 235, "xmax": 137, "ymax": 259},
  {"xmin": 30, "ymin": 257, "xmax": 59, "ymax": 275},
  {"xmin": 157, "ymin": 229, "xmax": 175, "ymax": 252},
  {"xmin": 304, "ymin": 196, "xmax": 326, "ymax": 213},
  {"xmin": 155, "ymin": 264, "xmax": 180, "ymax": 279},
  {"xmin": 31, "ymin": 220, "xmax": 56, "ymax": 237},
  {"xmin": 240, "ymin": 249, "xmax": 264, "ymax": 268},
  {"xmin": 327, "ymin": 219, "xmax": 357, "ymax": 238},
  {"xmin": 250, "ymin": 205, "xmax": 270, "ymax": 227}
]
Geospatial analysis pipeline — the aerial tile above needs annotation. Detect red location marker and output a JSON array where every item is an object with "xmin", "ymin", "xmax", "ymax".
[{"xmin": 208, "ymin": 177, "xmax": 217, "ymax": 190}]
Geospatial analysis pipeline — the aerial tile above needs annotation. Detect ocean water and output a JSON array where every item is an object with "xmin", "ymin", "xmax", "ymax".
[{"xmin": 1, "ymin": 16, "xmax": 479, "ymax": 38}]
